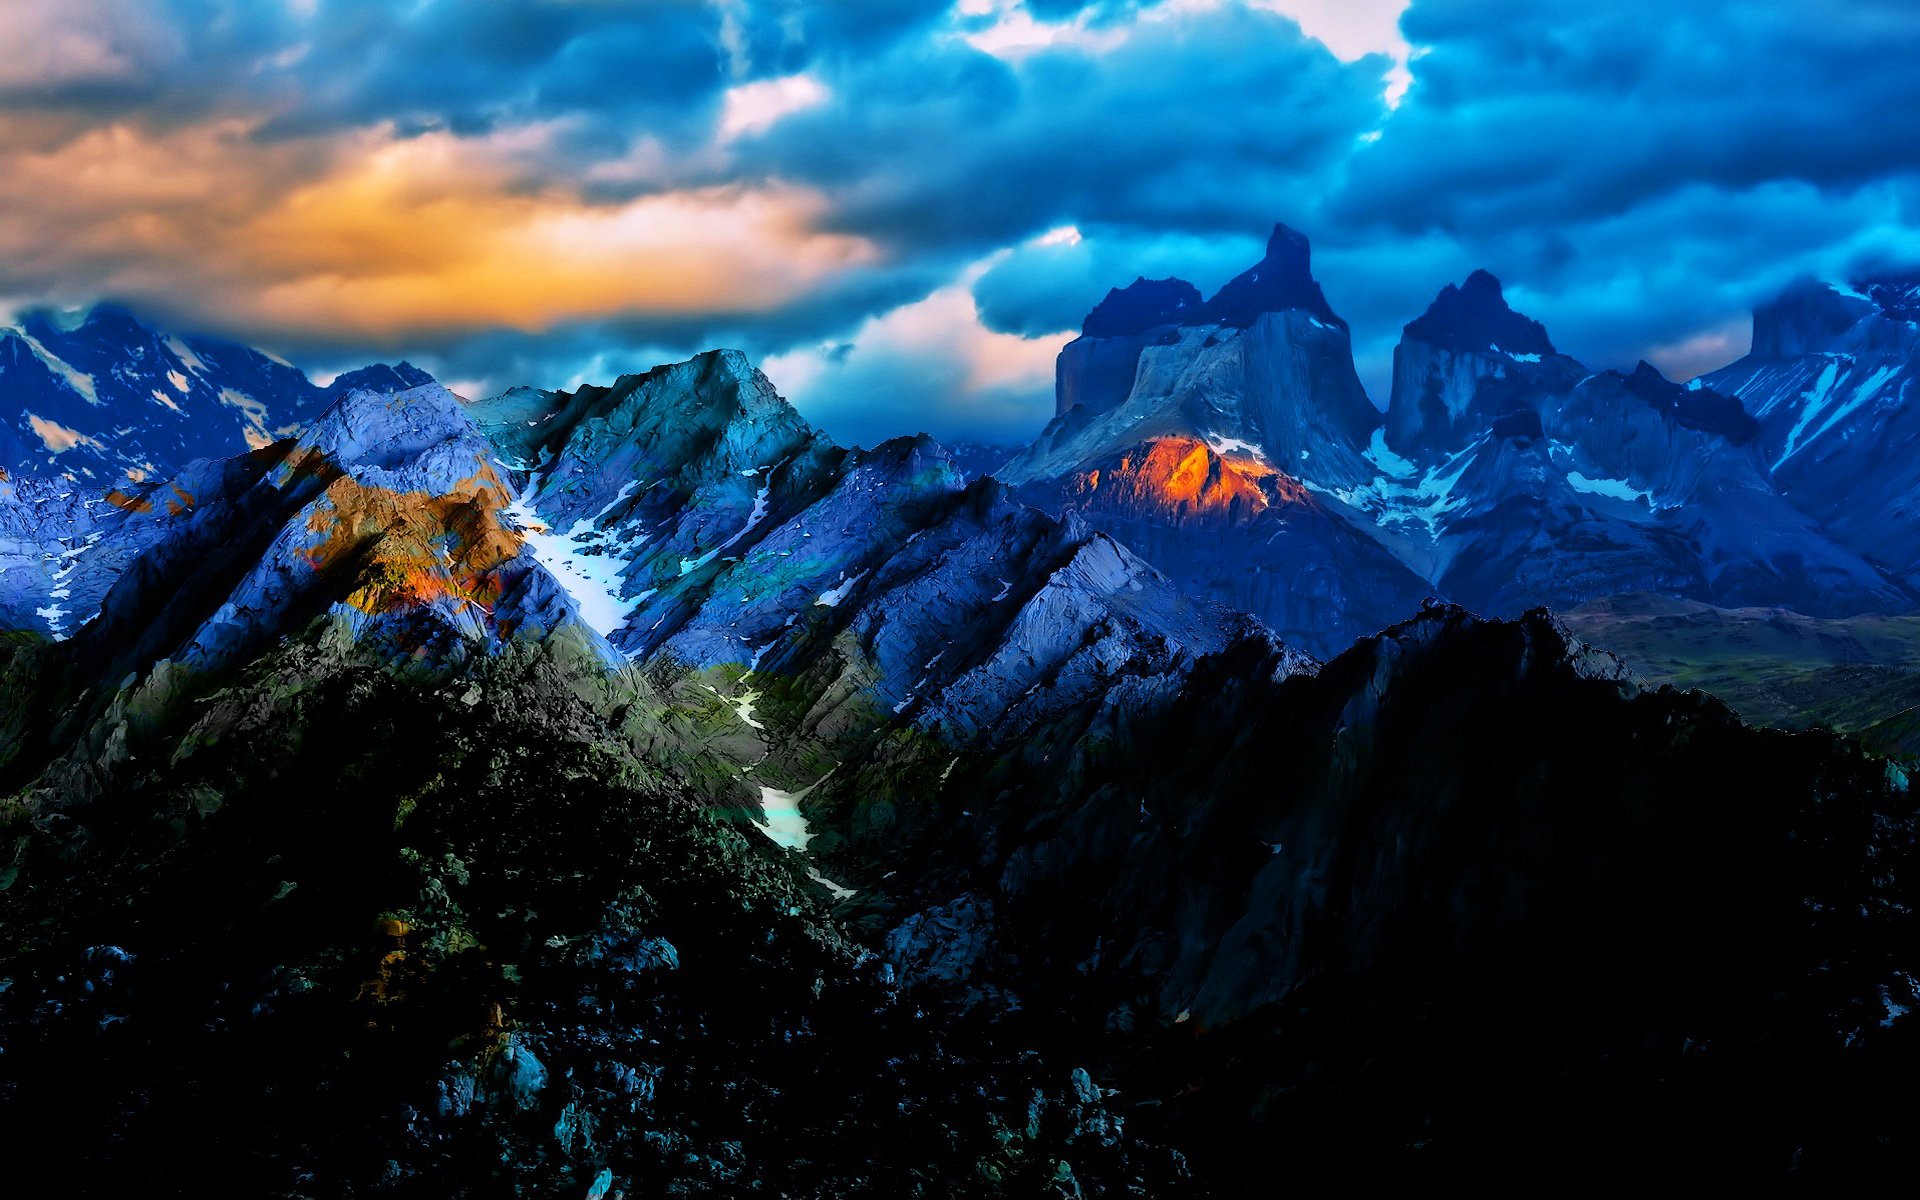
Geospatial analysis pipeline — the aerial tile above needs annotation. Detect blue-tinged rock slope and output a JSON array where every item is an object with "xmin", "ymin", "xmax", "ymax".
[
  {"xmin": 999, "ymin": 225, "xmax": 1432, "ymax": 657},
  {"xmin": 1002, "ymin": 237, "xmax": 1917, "ymax": 640},
  {"xmin": 0, "ymin": 303, "xmax": 428, "ymax": 485},
  {"xmin": 1704, "ymin": 275, "xmax": 1920, "ymax": 588},
  {"xmin": 468, "ymin": 349, "xmax": 1307, "ymax": 742}
]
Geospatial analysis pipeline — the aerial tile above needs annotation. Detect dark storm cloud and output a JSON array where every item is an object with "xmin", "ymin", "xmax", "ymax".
[
  {"xmin": 748, "ymin": 3, "xmax": 1385, "ymax": 254},
  {"xmin": 0, "ymin": 1, "xmax": 950, "ymax": 148},
  {"xmin": 1283, "ymin": 0, "xmax": 1920, "ymax": 400},
  {"xmin": 1340, "ymin": 0, "xmax": 1920, "ymax": 236}
]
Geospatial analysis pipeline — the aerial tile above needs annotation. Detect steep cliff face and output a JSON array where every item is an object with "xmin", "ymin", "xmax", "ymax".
[
  {"xmin": 1705, "ymin": 275, "xmax": 1920, "ymax": 588},
  {"xmin": 1383, "ymin": 269, "xmax": 1581, "ymax": 461},
  {"xmin": 998, "ymin": 227, "xmax": 1422, "ymax": 656},
  {"xmin": 1002, "ymin": 242, "xmax": 1920, "ymax": 655},
  {"xmin": 1325, "ymin": 274, "xmax": 1912, "ymax": 619},
  {"xmin": 1006, "ymin": 224, "xmax": 1382, "ymax": 492},
  {"xmin": 1031, "ymin": 436, "xmax": 1430, "ymax": 657},
  {"xmin": 1405, "ymin": 360, "xmax": 1914, "ymax": 617},
  {"xmin": 1057, "ymin": 277, "xmax": 1204, "ymax": 419}
]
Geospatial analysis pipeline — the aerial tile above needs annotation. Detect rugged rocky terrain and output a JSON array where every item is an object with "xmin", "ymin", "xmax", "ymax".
[
  {"xmin": 0, "ymin": 305, "xmax": 429, "ymax": 638},
  {"xmin": 1704, "ymin": 275, "xmax": 1920, "ymax": 588},
  {"xmin": 3, "ymin": 343, "xmax": 1918, "ymax": 1192},
  {"xmin": 1335, "ymin": 267, "xmax": 1915, "ymax": 618},
  {"xmin": 0, "ymin": 303, "xmax": 429, "ymax": 484},
  {"xmin": 997, "ymin": 231, "xmax": 1917, "ymax": 660},
  {"xmin": 999, "ymin": 227, "xmax": 1432, "ymax": 657}
]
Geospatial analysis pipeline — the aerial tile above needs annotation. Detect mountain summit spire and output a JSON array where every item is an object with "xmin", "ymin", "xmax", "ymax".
[
  {"xmin": 1199, "ymin": 222, "xmax": 1343, "ymax": 328},
  {"xmin": 1402, "ymin": 269, "xmax": 1555, "ymax": 357}
]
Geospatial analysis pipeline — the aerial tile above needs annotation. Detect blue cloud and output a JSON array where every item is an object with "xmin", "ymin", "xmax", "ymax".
[
  {"xmin": 1340, "ymin": 0, "xmax": 1920, "ymax": 235},
  {"xmin": 747, "ymin": 4, "xmax": 1385, "ymax": 253}
]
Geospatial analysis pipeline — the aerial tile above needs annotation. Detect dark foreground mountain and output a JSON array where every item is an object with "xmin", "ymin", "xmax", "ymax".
[{"xmin": 2, "ymin": 358, "xmax": 1917, "ymax": 1193}]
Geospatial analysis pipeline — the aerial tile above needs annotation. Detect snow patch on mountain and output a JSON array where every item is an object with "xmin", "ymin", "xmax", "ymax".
[
  {"xmin": 1773, "ymin": 358, "xmax": 1903, "ymax": 469},
  {"xmin": 1204, "ymin": 433, "xmax": 1267, "ymax": 462},
  {"xmin": 815, "ymin": 569, "xmax": 865, "ymax": 608},
  {"xmin": 754, "ymin": 775, "xmax": 830, "ymax": 851},
  {"xmin": 1566, "ymin": 471, "xmax": 1653, "ymax": 505},
  {"xmin": 10, "ymin": 328, "xmax": 99, "ymax": 405},
  {"xmin": 1314, "ymin": 440, "xmax": 1477, "ymax": 538},
  {"xmin": 26, "ymin": 413, "xmax": 99, "ymax": 455},
  {"xmin": 504, "ymin": 484, "xmax": 647, "ymax": 642}
]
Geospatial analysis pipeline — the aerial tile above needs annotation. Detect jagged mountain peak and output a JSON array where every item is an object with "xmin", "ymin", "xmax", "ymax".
[
  {"xmin": 469, "ymin": 346, "xmax": 822, "ymax": 482},
  {"xmin": 604, "ymin": 348, "xmax": 796, "ymax": 428},
  {"xmin": 1352, "ymin": 600, "xmax": 1639, "ymax": 688},
  {"xmin": 1746, "ymin": 271, "xmax": 1920, "ymax": 363},
  {"xmin": 1856, "ymin": 271, "xmax": 1920, "ymax": 321},
  {"xmin": 291, "ymin": 380, "xmax": 478, "ymax": 475},
  {"xmin": 1749, "ymin": 276, "xmax": 1878, "ymax": 358},
  {"xmin": 1081, "ymin": 276, "xmax": 1204, "ymax": 338},
  {"xmin": 1705, "ymin": 274, "xmax": 1920, "ymax": 589},
  {"xmin": 8, "ymin": 299, "xmax": 176, "ymax": 339},
  {"xmin": 1049, "ymin": 221, "xmax": 1364, "ymax": 429},
  {"xmin": 0, "ymin": 302, "xmax": 436, "ymax": 490},
  {"xmin": 1383, "ymin": 268, "xmax": 1579, "ymax": 461},
  {"xmin": 327, "ymin": 360, "xmax": 435, "ymax": 395},
  {"xmin": 1403, "ymin": 268, "xmax": 1555, "ymax": 357},
  {"xmin": 1614, "ymin": 360, "xmax": 1757, "ymax": 444},
  {"xmin": 1264, "ymin": 220, "xmax": 1312, "ymax": 258},
  {"xmin": 1198, "ymin": 221, "xmax": 1343, "ymax": 329},
  {"xmin": 852, "ymin": 429, "xmax": 957, "ymax": 473},
  {"xmin": 12, "ymin": 302, "xmax": 123, "ymax": 338}
]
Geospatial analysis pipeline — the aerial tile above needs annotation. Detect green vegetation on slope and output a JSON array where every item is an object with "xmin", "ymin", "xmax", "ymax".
[{"xmin": 1562, "ymin": 592, "xmax": 1920, "ymax": 756}]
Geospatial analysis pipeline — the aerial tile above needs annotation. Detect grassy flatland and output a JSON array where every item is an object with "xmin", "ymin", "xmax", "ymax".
[{"xmin": 1562, "ymin": 592, "xmax": 1920, "ymax": 756}]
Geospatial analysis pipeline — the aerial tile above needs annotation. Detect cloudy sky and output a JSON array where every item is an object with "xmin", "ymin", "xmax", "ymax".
[{"xmin": 3, "ymin": 0, "xmax": 1919, "ymax": 445}]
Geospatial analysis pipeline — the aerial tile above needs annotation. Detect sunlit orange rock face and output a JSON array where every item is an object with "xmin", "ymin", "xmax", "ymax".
[
  {"xmin": 104, "ymin": 488, "xmax": 153, "ymax": 514},
  {"xmin": 301, "ymin": 459, "xmax": 521, "ymax": 618},
  {"xmin": 1058, "ymin": 436, "xmax": 1307, "ymax": 525}
]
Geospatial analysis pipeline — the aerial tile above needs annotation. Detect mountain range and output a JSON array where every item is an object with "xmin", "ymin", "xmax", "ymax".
[
  {"xmin": 0, "ymin": 305, "xmax": 429, "ymax": 636},
  {"xmin": 1000, "ymin": 226, "xmax": 1918, "ymax": 655},
  {"xmin": 3, "ymin": 249, "xmax": 1920, "ymax": 1192}
]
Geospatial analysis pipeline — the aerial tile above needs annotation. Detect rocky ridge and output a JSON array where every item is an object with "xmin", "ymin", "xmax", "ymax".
[{"xmin": 2, "ymin": 309, "xmax": 1918, "ymax": 1193}]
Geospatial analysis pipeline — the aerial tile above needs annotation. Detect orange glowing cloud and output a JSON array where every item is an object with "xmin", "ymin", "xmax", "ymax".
[
  {"xmin": 0, "ymin": 118, "xmax": 879, "ymax": 346},
  {"xmin": 233, "ymin": 131, "xmax": 879, "ymax": 339}
]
